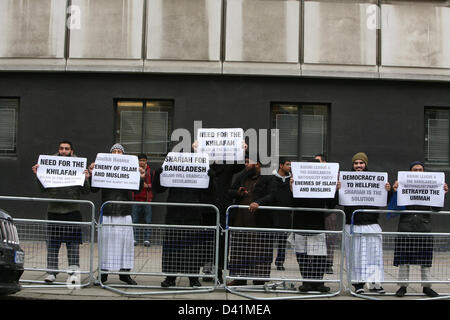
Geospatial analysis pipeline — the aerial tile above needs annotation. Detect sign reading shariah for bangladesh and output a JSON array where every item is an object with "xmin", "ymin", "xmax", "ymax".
[
  {"xmin": 91, "ymin": 153, "xmax": 140, "ymax": 190},
  {"xmin": 36, "ymin": 155, "xmax": 87, "ymax": 188},
  {"xmin": 397, "ymin": 171, "xmax": 445, "ymax": 207},
  {"xmin": 160, "ymin": 152, "xmax": 210, "ymax": 188},
  {"xmin": 338, "ymin": 171, "xmax": 388, "ymax": 207}
]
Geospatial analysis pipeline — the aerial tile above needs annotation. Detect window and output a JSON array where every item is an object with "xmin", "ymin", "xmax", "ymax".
[
  {"xmin": 271, "ymin": 103, "xmax": 329, "ymax": 161},
  {"xmin": 425, "ymin": 107, "xmax": 450, "ymax": 166},
  {"xmin": 115, "ymin": 100, "xmax": 174, "ymax": 159},
  {"xmin": 0, "ymin": 98, "xmax": 19, "ymax": 156}
]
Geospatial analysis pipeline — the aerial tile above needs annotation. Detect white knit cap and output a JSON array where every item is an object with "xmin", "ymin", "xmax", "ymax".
[{"xmin": 110, "ymin": 143, "xmax": 125, "ymax": 153}]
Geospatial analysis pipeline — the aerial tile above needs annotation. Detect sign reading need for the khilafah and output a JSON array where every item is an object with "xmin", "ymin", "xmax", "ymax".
[
  {"xmin": 338, "ymin": 171, "xmax": 388, "ymax": 207},
  {"xmin": 160, "ymin": 152, "xmax": 210, "ymax": 188},
  {"xmin": 36, "ymin": 155, "xmax": 87, "ymax": 188},
  {"xmin": 197, "ymin": 128, "xmax": 245, "ymax": 162},
  {"xmin": 91, "ymin": 153, "xmax": 140, "ymax": 190},
  {"xmin": 291, "ymin": 162, "xmax": 339, "ymax": 198},
  {"xmin": 397, "ymin": 171, "xmax": 445, "ymax": 207}
]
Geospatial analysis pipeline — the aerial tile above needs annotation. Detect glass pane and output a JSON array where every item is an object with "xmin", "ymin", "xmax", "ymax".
[
  {"xmin": 301, "ymin": 114, "xmax": 324, "ymax": 158},
  {"xmin": 119, "ymin": 110, "xmax": 143, "ymax": 154},
  {"xmin": 0, "ymin": 108, "xmax": 15, "ymax": 151},
  {"xmin": 143, "ymin": 111, "xmax": 168, "ymax": 154},
  {"xmin": 427, "ymin": 119, "xmax": 449, "ymax": 162},
  {"xmin": 276, "ymin": 114, "xmax": 298, "ymax": 157}
]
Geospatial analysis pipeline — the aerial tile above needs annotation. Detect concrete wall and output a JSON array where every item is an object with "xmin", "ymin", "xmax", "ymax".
[
  {"xmin": 145, "ymin": 0, "xmax": 222, "ymax": 73},
  {"xmin": 0, "ymin": 0, "xmax": 67, "ymax": 70},
  {"xmin": 380, "ymin": 1, "xmax": 450, "ymax": 79},
  {"xmin": 0, "ymin": 0, "xmax": 449, "ymax": 79}
]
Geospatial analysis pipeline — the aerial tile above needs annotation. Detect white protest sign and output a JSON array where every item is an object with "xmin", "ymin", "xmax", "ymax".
[
  {"xmin": 160, "ymin": 152, "xmax": 210, "ymax": 188},
  {"xmin": 397, "ymin": 171, "xmax": 445, "ymax": 207},
  {"xmin": 197, "ymin": 128, "xmax": 244, "ymax": 162},
  {"xmin": 91, "ymin": 153, "xmax": 140, "ymax": 190},
  {"xmin": 36, "ymin": 155, "xmax": 87, "ymax": 188},
  {"xmin": 291, "ymin": 162, "xmax": 339, "ymax": 198},
  {"xmin": 339, "ymin": 171, "xmax": 388, "ymax": 207}
]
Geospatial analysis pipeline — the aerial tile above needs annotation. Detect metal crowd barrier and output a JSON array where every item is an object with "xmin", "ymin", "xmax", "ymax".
[
  {"xmin": 224, "ymin": 205, "xmax": 346, "ymax": 300},
  {"xmin": 348, "ymin": 209, "xmax": 450, "ymax": 300},
  {"xmin": 97, "ymin": 201, "xmax": 220, "ymax": 296},
  {"xmin": 0, "ymin": 196, "xmax": 96, "ymax": 288}
]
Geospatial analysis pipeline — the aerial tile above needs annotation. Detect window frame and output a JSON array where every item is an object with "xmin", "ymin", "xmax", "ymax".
[
  {"xmin": 0, "ymin": 97, "xmax": 19, "ymax": 157},
  {"xmin": 424, "ymin": 106, "xmax": 450, "ymax": 169},
  {"xmin": 271, "ymin": 102, "xmax": 330, "ymax": 161},
  {"xmin": 114, "ymin": 99, "xmax": 174, "ymax": 161}
]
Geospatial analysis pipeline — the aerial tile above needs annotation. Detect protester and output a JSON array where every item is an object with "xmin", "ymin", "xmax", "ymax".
[
  {"xmin": 132, "ymin": 153, "xmax": 155, "ymax": 247},
  {"xmin": 289, "ymin": 159, "xmax": 336, "ymax": 293},
  {"xmin": 227, "ymin": 157, "xmax": 274, "ymax": 286},
  {"xmin": 391, "ymin": 161, "xmax": 448, "ymax": 297},
  {"xmin": 32, "ymin": 140, "xmax": 90, "ymax": 284},
  {"xmin": 337, "ymin": 152, "xmax": 391, "ymax": 294},
  {"xmin": 249, "ymin": 157, "xmax": 292, "ymax": 271},
  {"xmin": 89, "ymin": 143, "xmax": 144, "ymax": 285},
  {"xmin": 315, "ymin": 153, "xmax": 338, "ymax": 274},
  {"xmin": 152, "ymin": 158, "xmax": 215, "ymax": 288}
]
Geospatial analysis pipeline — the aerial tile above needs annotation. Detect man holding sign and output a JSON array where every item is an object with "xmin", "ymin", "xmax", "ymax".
[
  {"xmin": 32, "ymin": 140, "xmax": 90, "ymax": 284},
  {"xmin": 337, "ymin": 152, "xmax": 391, "ymax": 294},
  {"xmin": 89, "ymin": 143, "xmax": 145, "ymax": 286},
  {"xmin": 392, "ymin": 161, "xmax": 448, "ymax": 298},
  {"xmin": 153, "ymin": 151, "xmax": 215, "ymax": 288}
]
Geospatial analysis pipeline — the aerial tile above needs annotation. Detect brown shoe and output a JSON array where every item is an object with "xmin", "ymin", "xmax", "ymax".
[{"xmin": 227, "ymin": 279, "xmax": 247, "ymax": 286}]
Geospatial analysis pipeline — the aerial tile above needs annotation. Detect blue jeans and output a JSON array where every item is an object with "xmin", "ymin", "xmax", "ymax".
[{"xmin": 131, "ymin": 203, "xmax": 152, "ymax": 242}]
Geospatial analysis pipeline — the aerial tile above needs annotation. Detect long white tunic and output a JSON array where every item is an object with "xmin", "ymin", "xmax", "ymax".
[
  {"xmin": 100, "ymin": 215, "xmax": 134, "ymax": 271},
  {"xmin": 345, "ymin": 224, "xmax": 384, "ymax": 283}
]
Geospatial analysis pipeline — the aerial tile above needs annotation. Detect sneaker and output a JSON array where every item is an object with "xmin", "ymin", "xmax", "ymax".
[
  {"xmin": 161, "ymin": 276, "xmax": 176, "ymax": 287},
  {"xmin": 325, "ymin": 267, "xmax": 334, "ymax": 274},
  {"xmin": 189, "ymin": 278, "xmax": 202, "ymax": 287},
  {"xmin": 44, "ymin": 274, "xmax": 56, "ymax": 283},
  {"xmin": 354, "ymin": 283, "xmax": 365, "ymax": 294},
  {"xmin": 120, "ymin": 275, "xmax": 137, "ymax": 285},
  {"xmin": 423, "ymin": 287, "xmax": 439, "ymax": 297},
  {"xmin": 395, "ymin": 286, "xmax": 407, "ymax": 297},
  {"xmin": 143, "ymin": 240, "xmax": 150, "ymax": 247},
  {"xmin": 101, "ymin": 273, "xmax": 108, "ymax": 283},
  {"xmin": 369, "ymin": 287, "xmax": 385, "ymax": 294}
]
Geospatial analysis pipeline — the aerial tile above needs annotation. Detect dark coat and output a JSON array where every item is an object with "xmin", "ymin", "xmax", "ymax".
[
  {"xmin": 228, "ymin": 169, "xmax": 273, "ymax": 228},
  {"xmin": 254, "ymin": 172, "xmax": 292, "ymax": 228},
  {"xmin": 152, "ymin": 168, "xmax": 215, "ymax": 225},
  {"xmin": 91, "ymin": 178, "xmax": 143, "ymax": 217}
]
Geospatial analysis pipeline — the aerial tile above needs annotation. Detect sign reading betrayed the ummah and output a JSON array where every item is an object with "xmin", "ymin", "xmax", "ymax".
[
  {"xmin": 397, "ymin": 171, "xmax": 445, "ymax": 207},
  {"xmin": 197, "ymin": 128, "xmax": 245, "ymax": 162},
  {"xmin": 91, "ymin": 153, "xmax": 140, "ymax": 190},
  {"xmin": 160, "ymin": 152, "xmax": 210, "ymax": 188},
  {"xmin": 36, "ymin": 155, "xmax": 87, "ymax": 188},
  {"xmin": 338, "ymin": 171, "xmax": 388, "ymax": 206},
  {"xmin": 291, "ymin": 162, "xmax": 339, "ymax": 198}
]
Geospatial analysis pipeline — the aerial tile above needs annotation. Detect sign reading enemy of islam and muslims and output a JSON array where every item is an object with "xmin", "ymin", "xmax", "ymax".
[
  {"xmin": 36, "ymin": 155, "xmax": 87, "ymax": 188},
  {"xmin": 160, "ymin": 152, "xmax": 210, "ymax": 188},
  {"xmin": 291, "ymin": 162, "xmax": 339, "ymax": 198},
  {"xmin": 91, "ymin": 153, "xmax": 140, "ymax": 190}
]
